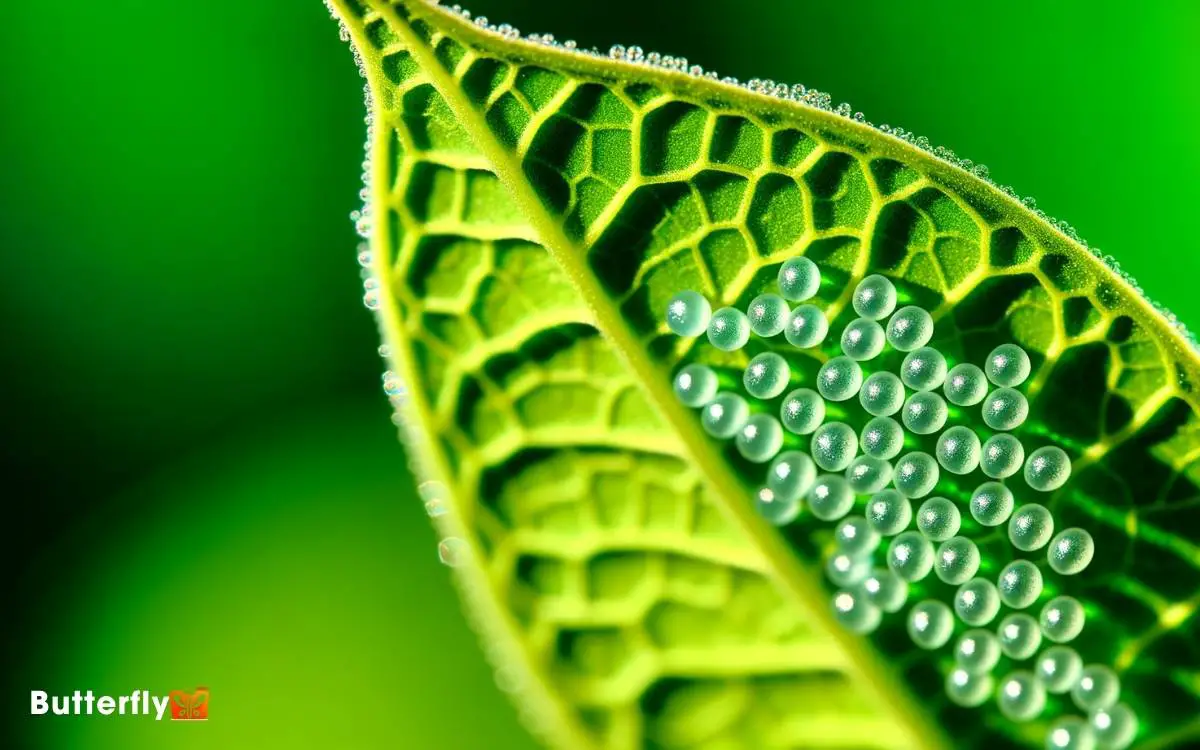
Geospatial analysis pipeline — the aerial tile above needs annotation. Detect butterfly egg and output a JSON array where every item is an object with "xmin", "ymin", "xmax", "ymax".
[
  {"xmin": 935, "ymin": 536, "xmax": 981, "ymax": 584},
  {"xmin": 997, "ymin": 670, "xmax": 1047, "ymax": 721},
  {"xmin": 707, "ymin": 307, "xmax": 752, "ymax": 351},
  {"xmin": 944, "ymin": 362, "xmax": 989, "ymax": 406},
  {"xmin": 902, "ymin": 391, "xmax": 948, "ymax": 435},
  {"xmin": 1089, "ymin": 703, "xmax": 1137, "ymax": 750},
  {"xmin": 861, "ymin": 416, "xmax": 905, "ymax": 459},
  {"xmin": 806, "ymin": 474, "xmax": 856, "ymax": 521},
  {"xmin": 885, "ymin": 305, "xmax": 935, "ymax": 352},
  {"xmin": 956, "ymin": 577, "xmax": 1002, "ymax": 626},
  {"xmin": 998, "ymin": 613, "xmax": 1043, "ymax": 660},
  {"xmin": 780, "ymin": 387, "xmax": 826, "ymax": 435},
  {"xmin": 970, "ymin": 481, "xmax": 1015, "ymax": 526},
  {"xmin": 701, "ymin": 392, "xmax": 750, "ymax": 438},
  {"xmin": 1025, "ymin": 445, "xmax": 1072, "ymax": 492},
  {"xmin": 1073, "ymin": 665, "xmax": 1121, "ymax": 712},
  {"xmin": 817, "ymin": 355, "xmax": 864, "ymax": 401},
  {"xmin": 754, "ymin": 486, "xmax": 801, "ymax": 526},
  {"xmin": 946, "ymin": 668, "xmax": 994, "ymax": 708},
  {"xmin": 811, "ymin": 421, "xmax": 858, "ymax": 471},
  {"xmin": 840, "ymin": 318, "xmax": 886, "ymax": 360},
  {"xmin": 665, "ymin": 290, "xmax": 712, "ymax": 336},
  {"xmin": 1036, "ymin": 645, "xmax": 1083, "ymax": 693},
  {"xmin": 982, "ymin": 386, "xmax": 1030, "ymax": 431},
  {"xmin": 916, "ymin": 496, "xmax": 961, "ymax": 541},
  {"xmin": 1047, "ymin": 716, "xmax": 1097, "ymax": 750},
  {"xmin": 747, "ymin": 292, "xmax": 790, "ymax": 337},
  {"xmin": 1048, "ymin": 528, "xmax": 1095, "ymax": 575},
  {"xmin": 936, "ymin": 425, "xmax": 982, "ymax": 475},
  {"xmin": 956, "ymin": 628, "xmax": 1002, "ymax": 673},
  {"xmin": 981, "ymin": 433, "xmax": 1026, "ymax": 479},
  {"xmin": 826, "ymin": 551, "xmax": 872, "ymax": 586},
  {"xmin": 438, "ymin": 537, "xmax": 469, "ymax": 567},
  {"xmin": 908, "ymin": 599, "xmax": 955, "ymax": 649},
  {"xmin": 1040, "ymin": 595, "xmax": 1086, "ymax": 643},
  {"xmin": 735, "ymin": 414, "xmax": 784, "ymax": 463},
  {"xmin": 893, "ymin": 451, "xmax": 940, "ymax": 499},
  {"xmin": 831, "ymin": 589, "xmax": 882, "ymax": 634},
  {"xmin": 673, "ymin": 363, "xmax": 719, "ymax": 406},
  {"xmin": 998, "ymin": 559, "xmax": 1044, "ymax": 609},
  {"xmin": 834, "ymin": 515, "xmax": 881, "ymax": 556},
  {"xmin": 866, "ymin": 488, "xmax": 913, "ymax": 536},
  {"xmin": 743, "ymin": 352, "xmax": 790, "ymax": 399},
  {"xmin": 852, "ymin": 274, "xmax": 898, "ymax": 320},
  {"xmin": 859, "ymin": 371, "xmax": 906, "ymax": 418},
  {"xmin": 901, "ymin": 346, "xmax": 949, "ymax": 391},
  {"xmin": 986, "ymin": 343, "xmax": 1032, "ymax": 387},
  {"xmin": 766, "ymin": 450, "xmax": 816, "ymax": 503},
  {"xmin": 778, "ymin": 256, "xmax": 821, "ymax": 301},
  {"xmin": 859, "ymin": 567, "xmax": 909, "ymax": 612},
  {"xmin": 1010, "ymin": 503, "xmax": 1056, "ymax": 551},
  {"xmin": 887, "ymin": 530, "xmax": 935, "ymax": 581},
  {"xmin": 784, "ymin": 303, "xmax": 829, "ymax": 348}
]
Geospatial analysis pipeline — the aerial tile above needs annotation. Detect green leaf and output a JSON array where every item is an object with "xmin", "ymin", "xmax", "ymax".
[{"xmin": 326, "ymin": 2, "xmax": 1200, "ymax": 747}]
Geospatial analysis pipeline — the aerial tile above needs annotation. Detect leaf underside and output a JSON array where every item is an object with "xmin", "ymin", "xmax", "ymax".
[{"xmin": 329, "ymin": 2, "xmax": 1200, "ymax": 748}]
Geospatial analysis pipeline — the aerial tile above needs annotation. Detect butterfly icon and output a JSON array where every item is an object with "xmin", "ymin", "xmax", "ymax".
[{"xmin": 169, "ymin": 687, "xmax": 209, "ymax": 721}]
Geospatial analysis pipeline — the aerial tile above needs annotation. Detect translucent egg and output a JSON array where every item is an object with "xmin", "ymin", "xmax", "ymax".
[
  {"xmin": 701, "ymin": 392, "xmax": 750, "ymax": 438},
  {"xmin": 1036, "ymin": 645, "xmax": 1083, "ymax": 694},
  {"xmin": 707, "ymin": 307, "xmax": 751, "ymax": 351},
  {"xmin": 1040, "ymin": 595, "xmax": 1086, "ymax": 643},
  {"xmin": 834, "ymin": 515, "xmax": 881, "ymax": 557},
  {"xmin": 754, "ymin": 486, "xmax": 800, "ymax": 526},
  {"xmin": 859, "ymin": 371, "xmax": 905, "ymax": 417},
  {"xmin": 1047, "ymin": 716, "xmax": 1097, "ymax": 750},
  {"xmin": 893, "ymin": 452, "xmax": 940, "ymax": 499},
  {"xmin": 935, "ymin": 536, "xmax": 981, "ymax": 585},
  {"xmin": 946, "ymin": 668, "xmax": 994, "ymax": 708},
  {"xmin": 861, "ymin": 417, "xmax": 905, "ymax": 460},
  {"xmin": 908, "ymin": 599, "xmax": 954, "ymax": 649},
  {"xmin": 997, "ymin": 670, "xmax": 1046, "ymax": 721},
  {"xmin": 438, "ymin": 537, "xmax": 469, "ymax": 566},
  {"xmin": 784, "ymin": 304, "xmax": 829, "ymax": 348},
  {"xmin": 817, "ymin": 356, "xmax": 864, "ymax": 402},
  {"xmin": 1025, "ymin": 446, "xmax": 1072, "ymax": 492},
  {"xmin": 866, "ymin": 489, "xmax": 912, "ymax": 536},
  {"xmin": 998, "ymin": 559, "xmax": 1043, "ymax": 609},
  {"xmin": 901, "ymin": 346, "xmax": 949, "ymax": 391},
  {"xmin": 986, "ymin": 343, "xmax": 1032, "ymax": 387},
  {"xmin": 982, "ymin": 387, "xmax": 1029, "ymax": 431},
  {"xmin": 743, "ymin": 352, "xmax": 791, "ymax": 399},
  {"xmin": 916, "ymin": 496, "xmax": 961, "ymax": 541},
  {"xmin": 887, "ymin": 530, "xmax": 935, "ymax": 581},
  {"xmin": 944, "ymin": 363, "xmax": 989, "ymax": 406},
  {"xmin": 970, "ymin": 481, "xmax": 1015, "ymax": 526},
  {"xmin": 811, "ymin": 421, "xmax": 858, "ymax": 471},
  {"xmin": 852, "ymin": 274, "xmax": 898, "ymax": 320},
  {"xmin": 1048, "ymin": 528, "xmax": 1095, "ymax": 575},
  {"xmin": 1090, "ymin": 702, "xmax": 1137, "ymax": 750},
  {"xmin": 845, "ymin": 455, "xmax": 893, "ymax": 493},
  {"xmin": 780, "ymin": 388, "xmax": 826, "ymax": 435},
  {"xmin": 826, "ymin": 552, "xmax": 872, "ymax": 586},
  {"xmin": 807, "ymin": 474, "xmax": 855, "ymax": 521},
  {"xmin": 665, "ymin": 290, "xmax": 712, "ymax": 336},
  {"xmin": 955, "ymin": 578, "xmax": 1002, "ymax": 626},
  {"xmin": 1073, "ymin": 665, "xmax": 1121, "ymax": 712},
  {"xmin": 981, "ymin": 433, "xmax": 1026, "ymax": 479},
  {"xmin": 747, "ymin": 293, "xmax": 790, "ymax": 337},
  {"xmin": 936, "ymin": 425, "xmax": 982, "ymax": 475},
  {"xmin": 778, "ymin": 256, "xmax": 821, "ymax": 301},
  {"xmin": 1009, "ymin": 504, "xmax": 1055, "ymax": 551},
  {"xmin": 956, "ymin": 628, "xmax": 1002, "ymax": 673},
  {"xmin": 766, "ymin": 450, "xmax": 816, "ymax": 503},
  {"xmin": 886, "ymin": 305, "xmax": 935, "ymax": 352},
  {"xmin": 831, "ymin": 589, "xmax": 882, "ymax": 634},
  {"xmin": 859, "ymin": 567, "xmax": 908, "ymax": 613},
  {"xmin": 736, "ymin": 414, "xmax": 784, "ymax": 463},
  {"xmin": 998, "ymin": 613, "xmax": 1043, "ymax": 660},
  {"xmin": 840, "ymin": 318, "xmax": 886, "ymax": 360},
  {"xmin": 673, "ymin": 364, "xmax": 719, "ymax": 407},
  {"xmin": 902, "ymin": 391, "xmax": 948, "ymax": 435}
]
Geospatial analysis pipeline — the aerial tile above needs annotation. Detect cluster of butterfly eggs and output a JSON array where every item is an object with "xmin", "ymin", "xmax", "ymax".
[{"xmin": 667, "ymin": 262, "xmax": 1133, "ymax": 750}]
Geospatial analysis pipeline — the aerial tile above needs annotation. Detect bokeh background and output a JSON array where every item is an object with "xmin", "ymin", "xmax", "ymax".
[{"xmin": 2, "ymin": 1, "xmax": 1197, "ymax": 748}]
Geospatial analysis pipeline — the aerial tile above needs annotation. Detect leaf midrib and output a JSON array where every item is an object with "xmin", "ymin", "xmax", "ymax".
[{"xmin": 365, "ymin": 1, "xmax": 951, "ymax": 748}]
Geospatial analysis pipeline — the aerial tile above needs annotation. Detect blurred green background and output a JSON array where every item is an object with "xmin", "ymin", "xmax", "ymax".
[{"xmin": 1, "ymin": 1, "xmax": 1197, "ymax": 748}]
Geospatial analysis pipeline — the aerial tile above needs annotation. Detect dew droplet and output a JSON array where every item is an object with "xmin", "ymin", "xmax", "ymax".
[
  {"xmin": 902, "ymin": 391, "xmax": 948, "ymax": 435},
  {"xmin": 986, "ymin": 343, "xmax": 1032, "ymax": 387},
  {"xmin": 858, "ymin": 567, "xmax": 908, "ymax": 612},
  {"xmin": 831, "ymin": 589, "xmax": 882, "ymax": 634},
  {"xmin": 998, "ymin": 613, "xmax": 1043, "ymax": 660},
  {"xmin": 908, "ymin": 599, "xmax": 954, "ymax": 649},
  {"xmin": 673, "ymin": 363, "xmax": 719, "ymax": 407},
  {"xmin": 997, "ymin": 670, "xmax": 1046, "ymax": 721},
  {"xmin": 747, "ymin": 293, "xmax": 790, "ymax": 337},
  {"xmin": 956, "ymin": 629, "xmax": 1001, "ymax": 673},
  {"xmin": 893, "ymin": 451, "xmax": 940, "ymax": 499},
  {"xmin": 1047, "ymin": 716, "xmax": 1097, "ymax": 750},
  {"xmin": 845, "ymin": 455, "xmax": 893, "ymax": 493},
  {"xmin": 743, "ymin": 352, "xmax": 791, "ymax": 399},
  {"xmin": 780, "ymin": 387, "xmax": 826, "ymax": 435},
  {"xmin": 981, "ymin": 433, "xmax": 1026, "ymax": 479},
  {"xmin": 1089, "ymin": 702, "xmax": 1136, "ymax": 750},
  {"xmin": 935, "ymin": 536, "xmax": 981, "ymax": 584},
  {"xmin": 438, "ymin": 537, "xmax": 469, "ymax": 567},
  {"xmin": 1073, "ymin": 665, "xmax": 1121, "ymax": 712},
  {"xmin": 944, "ymin": 363, "xmax": 989, "ymax": 406},
  {"xmin": 867, "ymin": 488, "xmax": 912, "ymax": 536},
  {"xmin": 700, "ymin": 392, "xmax": 749, "ymax": 438},
  {"xmin": 826, "ymin": 551, "xmax": 872, "ymax": 586},
  {"xmin": 1040, "ymin": 595, "xmax": 1085, "ymax": 643},
  {"xmin": 852, "ymin": 274, "xmax": 898, "ymax": 320},
  {"xmin": 859, "ymin": 371, "xmax": 905, "ymax": 417},
  {"xmin": 887, "ymin": 530, "xmax": 935, "ymax": 581},
  {"xmin": 1010, "ymin": 503, "xmax": 1055, "ymax": 551},
  {"xmin": 861, "ymin": 416, "xmax": 905, "ymax": 460},
  {"xmin": 946, "ymin": 667, "xmax": 994, "ymax": 708},
  {"xmin": 998, "ymin": 559, "xmax": 1044, "ymax": 609},
  {"xmin": 840, "ymin": 318, "xmax": 886, "ymax": 360},
  {"xmin": 784, "ymin": 303, "xmax": 828, "ymax": 348},
  {"xmin": 1036, "ymin": 645, "xmax": 1083, "ymax": 694},
  {"xmin": 901, "ymin": 346, "xmax": 949, "ymax": 391},
  {"xmin": 936, "ymin": 425, "xmax": 982, "ymax": 475},
  {"xmin": 983, "ymin": 387, "xmax": 1029, "ymax": 431},
  {"xmin": 807, "ymin": 474, "xmax": 855, "ymax": 521},
  {"xmin": 766, "ymin": 450, "xmax": 816, "ymax": 504},
  {"xmin": 1025, "ymin": 446, "xmax": 1072, "ymax": 492},
  {"xmin": 916, "ymin": 496, "xmax": 961, "ymax": 541},
  {"xmin": 956, "ymin": 577, "xmax": 1002, "ymax": 626},
  {"xmin": 817, "ymin": 356, "xmax": 864, "ymax": 401},
  {"xmin": 736, "ymin": 414, "xmax": 784, "ymax": 463},
  {"xmin": 707, "ymin": 307, "xmax": 751, "ymax": 351},
  {"xmin": 778, "ymin": 256, "xmax": 821, "ymax": 301},
  {"xmin": 811, "ymin": 421, "xmax": 858, "ymax": 471},
  {"xmin": 886, "ymin": 306, "xmax": 934, "ymax": 352},
  {"xmin": 1047, "ymin": 528, "xmax": 1095, "ymax": 575},
  {"xmin": 970, "ymin": 481, "xmax": 1015, "ymax": 526},
  {"xmin": 665, "ymin": 290, "xmax": 712, "ymax": 336}
]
